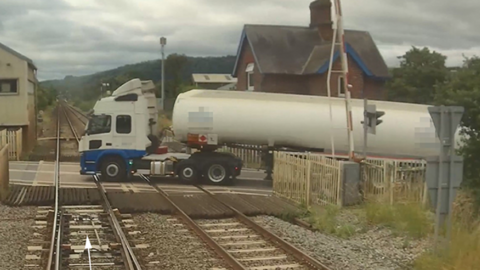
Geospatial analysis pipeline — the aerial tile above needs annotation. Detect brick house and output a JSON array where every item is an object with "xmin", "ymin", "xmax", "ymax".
[{"xmin": 231, "ymin": 0, "xmax": 390, "ymax": 100}]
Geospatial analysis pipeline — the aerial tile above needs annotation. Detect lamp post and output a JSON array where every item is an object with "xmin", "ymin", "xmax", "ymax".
[{"xmin": 160, "ymin": 36, "xmax": 167, "ymax": 111}]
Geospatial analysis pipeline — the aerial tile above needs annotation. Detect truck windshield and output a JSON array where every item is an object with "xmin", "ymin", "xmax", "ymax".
[{"xmin": 87, "ymin": 114, "xmax": 112, "ymax": 135}]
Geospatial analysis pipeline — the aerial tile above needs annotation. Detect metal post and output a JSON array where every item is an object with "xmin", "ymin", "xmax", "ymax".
[
  {"xmin": 447, "ymin": 109, "xmax": 454, "ymax": 242},
  {"xmin": 160, "ymin": 37, "xmax": 167, "ymax": 111},
  {"xmin": 434, "ymin": 107, "xmax": 444, "ymax": 251}
]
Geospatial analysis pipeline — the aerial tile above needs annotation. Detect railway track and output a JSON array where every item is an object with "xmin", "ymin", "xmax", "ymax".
[
  {"xmin": 36, "ymin": 101, "xmax": 331, "ymax": 269},
  {"xmin": 139, "ymin": 174, "xmax": 332, "ymax": 270},
  {"xmin": 25, "ymin": 102, "xmax": 143, "ymax": 269}
]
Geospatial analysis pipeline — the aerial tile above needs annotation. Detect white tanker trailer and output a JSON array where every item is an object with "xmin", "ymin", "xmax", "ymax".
[{"xmin": 172, "ymin": 89, "xmax": 463, "ymax": 159}]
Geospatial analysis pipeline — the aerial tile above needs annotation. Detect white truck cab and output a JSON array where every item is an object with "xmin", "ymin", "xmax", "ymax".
[{"xmin": 78, "ymin": 78, "xmax": 242, "ymax": 184}]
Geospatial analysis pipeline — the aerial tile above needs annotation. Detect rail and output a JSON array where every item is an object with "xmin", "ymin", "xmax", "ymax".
[
  {"xmin": 46, "ymin": 102, "xmax": 62, "ymax": 270},
  {"xmin": 61, "ymin": 103, "xmax": 81, "ymax": 144},
  {"xmin": 196, "ymin": 185, "xmax": 332, "ymax": 270},
  {"xmin": 64, "ymin": 102, "xmax": 89, "ymax": 125},
  {"xmin": 139, "ymin": 175, "xmax": 245, "ymax": 269},
  {"xmin": 93, "ymin": 174, "xmax": 142, "ymax": 269},
  {"xmin": 139, "ymin": 174, "xmax": 332, "ymax": 270}
]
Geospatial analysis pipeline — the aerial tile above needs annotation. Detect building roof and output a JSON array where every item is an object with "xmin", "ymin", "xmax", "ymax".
[
  {"xmin": 192, "ymin": 73, "xmax": 238, "ymax": 84},
  {"xmin": 0, "ymin": 42, "xmax": 37, "ymax": 70},
  {"xmin": 216, "ymin": 82, "xmax": 237, "ymax": 90},
  {"xmin": 232, "ymin": 24, "xmax": 389, "ymax": 79}
]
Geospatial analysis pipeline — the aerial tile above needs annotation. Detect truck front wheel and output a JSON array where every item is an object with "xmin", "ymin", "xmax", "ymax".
[
  {"xmin": 204, "ymin": 162, "xmax": 231, "ymax": 185},
  {"xmin": 100, "ymin": 157, "xmax": 126, "ymax": 182},
  {"xmin": 177, "ymin": 160, "xmax": 199, "ymax": 184}
]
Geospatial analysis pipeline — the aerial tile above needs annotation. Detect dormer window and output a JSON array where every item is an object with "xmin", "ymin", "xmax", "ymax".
[{"xmin": 245, "ymin": 63, "xmax": 254, "ymax": 91}]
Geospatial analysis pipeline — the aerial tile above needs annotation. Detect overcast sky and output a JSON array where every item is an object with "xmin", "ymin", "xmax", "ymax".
[{"xmin": 1, "ymin": 0, "xmax": 479, "ymax": 81}]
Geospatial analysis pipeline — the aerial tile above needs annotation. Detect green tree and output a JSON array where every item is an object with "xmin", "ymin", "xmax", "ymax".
[
  {"xmin": 435, "ymin": 56, "xmax": 480, "ymax": 189},
  {"xmin": 36, "ymin": 86, "xmax": 57, "ymax": 112},
  {"xmin": 165, "ymin": 53, "xmax": 189, "ymax": 98},
  {"xmin": 387, "ymin": 47, "xmax": 449, "ymax": 104}
]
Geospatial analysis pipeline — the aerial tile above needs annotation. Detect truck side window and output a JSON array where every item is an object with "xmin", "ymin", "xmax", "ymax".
[
  {"xmin": 116, "ymin": 115, "xmax": 131, "ymax": 134},
  {"xmin": 87, "ymin": 114, "xmax": 111, "ymax": 135}
]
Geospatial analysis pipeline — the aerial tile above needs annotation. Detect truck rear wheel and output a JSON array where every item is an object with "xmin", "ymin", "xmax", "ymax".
[
  {"xmin": 204, "ymin": 162, "xmax": 231, "ymax": 185},
  {"xmin": 100, "ymin": 157, "xmax": 126, "ymax": 182},
  {"xmin": 177, "ymin": 160, "xmax": 199, "ymax": 184}
]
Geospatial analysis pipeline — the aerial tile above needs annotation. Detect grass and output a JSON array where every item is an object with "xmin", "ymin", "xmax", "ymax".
[
  {"xmin": 73, "ymin": 99, "xmax": 96, "ymax": 112},
  {"xmin": 364, "ymin": 199, "xmax": 432, "ymax": 239},
  {"xmin": 413, "ymin": 189, "xmax": 480, "ymax": 270},
  {"xmin": 414, "ymin": 219, "xmax": 480, "ymax": 270},
  {"xmin": 307, "ymin": 204, "xmax": 359, "ymax": 239}
]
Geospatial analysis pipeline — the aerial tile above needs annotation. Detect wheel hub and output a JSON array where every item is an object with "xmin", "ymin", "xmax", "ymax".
[
  {"xmin": 183, "ymin": 167, "xmax": 194, "ymax": 178},
  {"xmin": 106, "ymin": 164, "xmax": 119, "ymax": 177},
  {"xmin": 208, "ymin": 165, "xmax": 226, "ymax": 183}
]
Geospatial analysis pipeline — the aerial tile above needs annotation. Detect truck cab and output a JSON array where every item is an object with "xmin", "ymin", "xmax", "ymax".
[
  {"xmin": 79, "ymin": 79, "xmax": 158, "ymax": 180},
  {"xmin": 78, "ymin": 78, "xmax": 242, "ymax": 184}
]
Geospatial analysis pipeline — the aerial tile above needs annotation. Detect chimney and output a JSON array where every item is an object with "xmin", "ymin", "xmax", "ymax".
[{"xmin": 309, "ymin": 0, "xmax": 334, "ymax": 41}]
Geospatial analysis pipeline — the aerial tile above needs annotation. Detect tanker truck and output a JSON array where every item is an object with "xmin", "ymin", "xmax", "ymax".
[{"xmin": 78, "ymin": 78, "xmax": 462, "ymax": 184}]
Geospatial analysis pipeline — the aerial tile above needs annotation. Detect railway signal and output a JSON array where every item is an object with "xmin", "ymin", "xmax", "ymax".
[{"xmin": 361, "ymin": 104, "xmax": 384, "ymax": 135}]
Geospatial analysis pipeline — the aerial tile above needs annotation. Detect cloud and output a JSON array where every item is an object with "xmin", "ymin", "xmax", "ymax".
[{"xmin": 0, "ymin": 0, "xmax": 479, "ymax": 80}]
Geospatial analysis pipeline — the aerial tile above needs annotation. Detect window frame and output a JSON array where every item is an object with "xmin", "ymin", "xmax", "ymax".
[
  {"xmin": 245, "ymin": 63, "xmax": 254, "ymax": 91},
  {"xmin": 86, "ymin": 114, "xmax": 112, "ymax": 135},
  {"xmin": 0, "ymin": 78, "xmax": 19, "ymax": 95},
  {"xmin": 115, "ymin": 115, "xmax": 132, "ymax": 134},
  {"xmin": 338, "ymin": 76, "xmax": 346, "ymax": 97}
]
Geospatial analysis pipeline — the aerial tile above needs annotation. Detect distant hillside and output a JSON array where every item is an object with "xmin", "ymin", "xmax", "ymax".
[{"xmin": 40, "ymin": 55, "xmax": 237, "ymax": 101}]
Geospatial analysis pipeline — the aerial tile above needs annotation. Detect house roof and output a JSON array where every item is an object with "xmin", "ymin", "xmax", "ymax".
[
  {"xmin": 0, "ymin": 42, "xmax": 37, "ymax": 70},
  {"xmin": 192, "ymin": 73, "xmax": 237, "ymax": 84},
  {"xmin": 232, "ymin": 24, "xmax": 389, "ymax": 79}
]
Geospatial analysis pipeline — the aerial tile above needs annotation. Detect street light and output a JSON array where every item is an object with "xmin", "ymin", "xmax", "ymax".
[{"xmin": 160, "ymin": 37, "xmax": 167, "ymax": 111}]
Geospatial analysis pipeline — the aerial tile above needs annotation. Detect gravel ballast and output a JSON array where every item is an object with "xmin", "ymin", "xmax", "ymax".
[
  {"xmin": 132, "ymin": 213, "xmax": 229, "ymax": 270},
  {"xmin": 0, "ymin": 205, "xmax": 37, "ymax": 270},
  {"xmin": 255, "ymin": 215, "xmax": 431, "ymax": 270}
]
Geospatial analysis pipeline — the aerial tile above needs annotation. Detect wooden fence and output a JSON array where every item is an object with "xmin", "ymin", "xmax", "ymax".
[
  {"xmin": 0, "ymin": 128, "xmax": 22, "ymax": 161},
  {"xmin": 0, "ymin": 144, "xmax": 9, "ymax": 199},
  {"xmin": 273, "ymin": 152, "xmax": 342, "ymax": 207},
  {"xmin": 361, "ymin": 158, "xmax": 427, "ymax": 205}
]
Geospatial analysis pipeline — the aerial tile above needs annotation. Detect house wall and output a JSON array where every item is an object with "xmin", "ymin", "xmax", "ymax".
[
  {"xmin": 260, "ymin": 75, "xmax": 310, "ymax": 95},
  {"xmin": 308, "ymin": 56, "xmax": 385, "ymax": 100},
  {"xmin": 0, "ymin": 48, "xmax": 29, "ymax": 125},
  {"xmin": 24, "ymin": 68, "xmax": 37, "ymax": 152},
  {"xmin": 0, "ymin": 48, "xmax": 38, "ymax": 153},
  {"xmin": 235, "ymin": 40, "xmax": 262, "ymax": 91}
]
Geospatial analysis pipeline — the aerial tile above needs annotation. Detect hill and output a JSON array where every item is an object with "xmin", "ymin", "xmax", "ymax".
[{"xmin": 40, "ymin": 55, "xmax": 237, "ymax": 101}]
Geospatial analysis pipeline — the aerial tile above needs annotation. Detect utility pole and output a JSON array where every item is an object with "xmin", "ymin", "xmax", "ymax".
[{"xmin": 160, "ymin": 37, "xmax": 167, "ymax": 111}]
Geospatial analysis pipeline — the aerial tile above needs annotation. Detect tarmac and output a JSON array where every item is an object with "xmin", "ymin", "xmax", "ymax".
[{"xmin": 8, "ymin": 161, "xmax": 272, "ymax": 195}]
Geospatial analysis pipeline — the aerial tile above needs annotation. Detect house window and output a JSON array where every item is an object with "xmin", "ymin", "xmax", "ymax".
[
  {"xmin": 245, "ymin": 63, "xmax": 254, "ymax": 91},
  {"xmin": 116, "ymin": 115, "xmax": 132, "ymax": 134},
  {"xmin": 0, "ymin": 79, "xmax": 18, "ymax": 94},
  {"xmin": 338, "ymin": 76, "xmax": 345, "ymax": 97}
]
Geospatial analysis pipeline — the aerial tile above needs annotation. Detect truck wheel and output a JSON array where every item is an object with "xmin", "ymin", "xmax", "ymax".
[
  {"xmin": 177, "ymin": 160, "xmax": 199, "ymax": 184},
  {"xmin": 205, "ymin": 163, "xmax": 231, "ymax": 185},
  {"xmin": 100, "ymin": 157, "xmax": 126, "ymax": 182}
]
